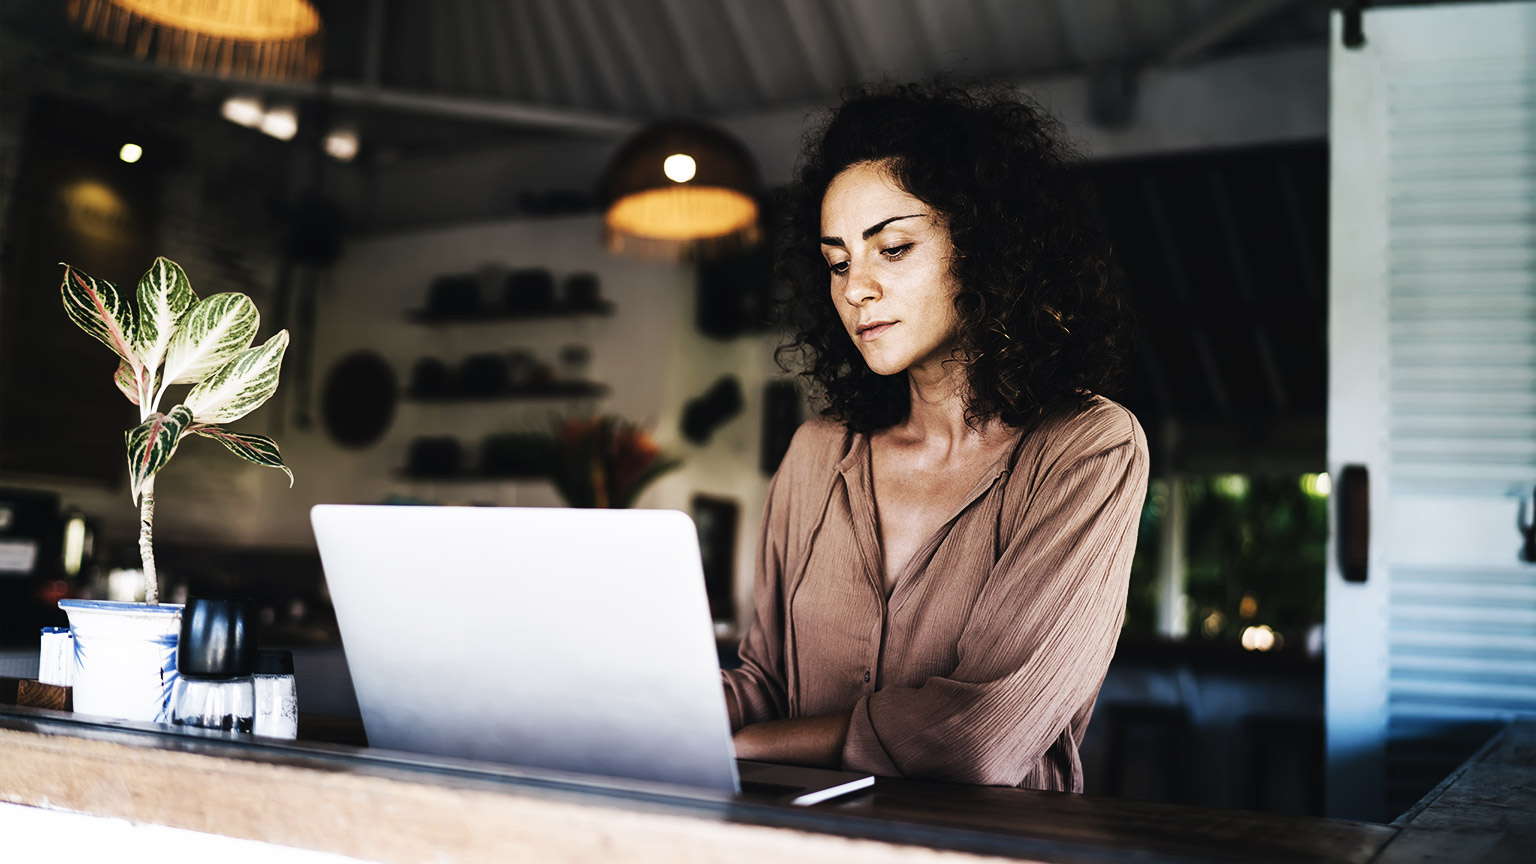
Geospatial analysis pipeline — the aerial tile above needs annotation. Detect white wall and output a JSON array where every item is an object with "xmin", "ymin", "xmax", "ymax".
[{"xmin": 281, "ymin": 216, "xmax": 779, "ymax": 627}]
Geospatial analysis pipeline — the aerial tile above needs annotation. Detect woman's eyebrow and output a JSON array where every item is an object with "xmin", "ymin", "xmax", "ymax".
[{"xmin": 820, "ymin": 213, "xmax": 926, "ymax": 247}]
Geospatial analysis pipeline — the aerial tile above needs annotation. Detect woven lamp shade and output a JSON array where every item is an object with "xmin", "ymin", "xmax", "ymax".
[
  {"xmin": 68, "ymin": 0, "xmax": 323, "ymax": 81},
  {"xmin": 601, "ymin": 121, "xmax": 762, "ymax": 261}
]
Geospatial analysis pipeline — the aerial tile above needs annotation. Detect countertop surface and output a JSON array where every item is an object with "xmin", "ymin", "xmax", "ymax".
[{"xmin": 0, "ymin": 705, "xmax": 1528, "ymax": 863}]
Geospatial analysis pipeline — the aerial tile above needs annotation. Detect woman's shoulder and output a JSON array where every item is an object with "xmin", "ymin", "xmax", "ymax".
[
  {"xmin": 1023, "ymin": 394, "xmax": 1147, "ymax": 465},
  {"xmin": 778, "ymin": 417, "xmax": 852, "ymax": 479}
]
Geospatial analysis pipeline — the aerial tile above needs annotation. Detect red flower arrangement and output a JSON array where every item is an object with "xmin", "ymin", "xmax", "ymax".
[{"xmin": 548, "ymin": 415, "xmax": 681, "ymax": 508}]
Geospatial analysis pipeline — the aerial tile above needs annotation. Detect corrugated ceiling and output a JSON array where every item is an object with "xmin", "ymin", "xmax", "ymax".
[{"xmin": 314, "ymin": 0, "xmax": 1327, "ymax": 117}]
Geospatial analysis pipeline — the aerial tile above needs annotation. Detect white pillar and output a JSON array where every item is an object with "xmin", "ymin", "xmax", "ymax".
[{"xmin": 1156, "ymin": 475, "xmax": 1188, "ymax": 640}]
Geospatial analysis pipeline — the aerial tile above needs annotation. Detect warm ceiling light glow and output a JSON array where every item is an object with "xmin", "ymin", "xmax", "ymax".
[
  {"xmin": 222, "ymin": 95, "xmax": 264, "ymax": 128},
  {"xmin": 119, "ymin": 143, "xmax": 143, "ymax": 163},
  {"xmin": 601, "ymin": 121, "xmax": 761, "ymax": 260},
  {"xmin": 663, "ymin": 153, "xmax": 697, "ymax": 183},
  {"xmin": 607, "ymin": 187, "xmax": 758, "ymax": 242},
  {"xmin": 324, "ymin": 127, "xmax": 359, "ymax": 162},
  {"xmin": 61, "ymin": 180, "xmax": 129, "ymax": 241},
  {"xmin": 260, "ymin": 105, "xmax": 298, "ymax": 141},
  {"xmin": 68, "ymin": 0, "xmax": 323, "ymax": 81}
]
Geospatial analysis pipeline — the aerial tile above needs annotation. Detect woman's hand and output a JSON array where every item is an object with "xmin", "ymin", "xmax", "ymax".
[{"xmin": 731, "ymin": 709, "xmax": 854, "ymax": 768}]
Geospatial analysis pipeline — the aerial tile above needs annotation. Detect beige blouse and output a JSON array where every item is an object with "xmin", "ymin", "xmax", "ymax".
[{"xmin": 722, "ymin": 395, "xmax": 1148, "ymax": 791}]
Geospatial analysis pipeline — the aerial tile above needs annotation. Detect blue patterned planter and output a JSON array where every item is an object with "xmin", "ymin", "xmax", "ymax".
[{"xmin": 59, "ymin": 599, "xmax": 183, "ymax": 723}]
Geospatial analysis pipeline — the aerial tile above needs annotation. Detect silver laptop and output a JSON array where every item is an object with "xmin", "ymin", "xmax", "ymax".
[{"xmin": 311, "ymin": 504, "xmax": 873, "ymax": 804}]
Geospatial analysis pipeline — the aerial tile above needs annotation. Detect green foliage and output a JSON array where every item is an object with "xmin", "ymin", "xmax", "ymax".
[
  {"xmin": 125, "ymin": 405, "xmax": 193, "ymax": 504},
  {"xmin": 58, "ymin": 258, "xmax": 293, "ymax": 492},
  {"xmin": 1183, "ymin": 474, "xmax": 1327, "ymax": 644},
  {"xmin": 1124, "ymin": 474, "xmax": 1328, "ymax": 650}
]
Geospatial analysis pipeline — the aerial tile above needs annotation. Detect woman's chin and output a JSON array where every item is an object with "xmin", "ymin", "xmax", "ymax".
[{"xmin": 858, "ymin": 351, "xmax": 909, "ymax": 377}]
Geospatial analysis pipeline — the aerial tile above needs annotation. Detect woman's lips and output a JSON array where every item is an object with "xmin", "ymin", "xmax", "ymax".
[{"xmin": 859, "ymin": 322, "xmax": 895, "ymax": 342}]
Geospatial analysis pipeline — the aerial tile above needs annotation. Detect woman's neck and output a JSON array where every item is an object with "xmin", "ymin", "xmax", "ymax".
[{"xmin": 891, "ymin": 360, "xmax": 1009, "ymax": 452}]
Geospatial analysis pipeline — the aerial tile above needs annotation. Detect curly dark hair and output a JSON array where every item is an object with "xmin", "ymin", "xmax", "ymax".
[{"xmin": 777, "ymin": 80, "xmax": 1133, "ymax": 434}]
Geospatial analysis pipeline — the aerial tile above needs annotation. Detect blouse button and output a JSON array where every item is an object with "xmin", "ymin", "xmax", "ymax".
[{"xmin": 863, "ymin": 671, "xmax": 871, "ymax": 683}]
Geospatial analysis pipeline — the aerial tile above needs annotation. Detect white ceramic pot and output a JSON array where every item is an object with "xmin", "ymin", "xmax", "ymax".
[{"xmin": 59, "ymin": 599, "xmax": 183, "ymax": 723}]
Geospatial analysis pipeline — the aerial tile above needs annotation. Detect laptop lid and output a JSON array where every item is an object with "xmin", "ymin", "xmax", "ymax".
[{"xmin": 311, "ymin": 504, "xmax": 739, "ymax": 794}]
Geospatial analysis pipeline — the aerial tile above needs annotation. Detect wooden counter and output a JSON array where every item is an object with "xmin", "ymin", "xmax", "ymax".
[{"xmin": 0, "ymin": 706, "xmax": 1527, "ymax": 863}]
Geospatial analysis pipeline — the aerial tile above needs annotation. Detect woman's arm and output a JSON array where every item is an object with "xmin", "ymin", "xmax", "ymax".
[
  {"xmin": 732, "ymin": 709, "xmax": 854, "ymax": 768},
  {"xmin": 721, "ymin": 467, "xmax": 792, "ymax": 729},
  {"xmin": 721, "ymin": 421, "xmax": 844, "ymax": 729}
]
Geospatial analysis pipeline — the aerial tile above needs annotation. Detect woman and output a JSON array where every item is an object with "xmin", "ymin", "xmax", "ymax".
[{"xmin": 721, "ymin": 82, "xmax": 1149, "ymax": 792}]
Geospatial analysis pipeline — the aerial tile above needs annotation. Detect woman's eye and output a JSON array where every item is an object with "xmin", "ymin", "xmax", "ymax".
[
  {"xmin": 827, "ymin": 260, "xmax": 849, "ymax": 275},
  {"xmin": 881, "ymin": 244, "xmax": 913, "ymax": 260}
]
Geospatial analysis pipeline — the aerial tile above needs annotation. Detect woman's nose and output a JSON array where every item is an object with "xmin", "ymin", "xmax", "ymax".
[{"xmin": 842, "ymin": 263, "xmax": 880, "ymax": 305}]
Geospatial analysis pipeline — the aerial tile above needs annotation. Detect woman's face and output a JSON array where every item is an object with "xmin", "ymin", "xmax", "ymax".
[{"xmin": 821, "ymin": 161, "xmax": 961, "ymax": 378}]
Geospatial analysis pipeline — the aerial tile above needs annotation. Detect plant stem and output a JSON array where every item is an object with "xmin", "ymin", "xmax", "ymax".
[{"xmin": 139, "ymin": 476, "xmax": 158, "ymax": 605}]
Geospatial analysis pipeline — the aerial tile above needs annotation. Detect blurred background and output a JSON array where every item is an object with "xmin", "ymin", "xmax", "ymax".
[{"xmin": 0, "ymin": 0, "xmax": 1530, "ymax": 827}]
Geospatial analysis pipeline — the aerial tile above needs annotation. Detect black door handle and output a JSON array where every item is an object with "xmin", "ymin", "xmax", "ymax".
[
  {"xmin": 1520, "ymin": 485, "xmax": 1536, "ymax": 564},
  {"xmin": 1339, "ymin": 465, "xmax": 1370, "ymax": 583}
]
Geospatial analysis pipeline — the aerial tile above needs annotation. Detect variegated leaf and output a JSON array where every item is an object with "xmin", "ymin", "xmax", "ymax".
[
  {"xmin": 134, "ymin": 257, "xmax": 197, "ymax": 375},
  {"xmin": 184, "ymin": 329, "xmax": 288, "ymax": 424},
  {"xmin": 60, "ymin": 264, "xmax": 140, "ymax": 368},
  {"xmin": 125, "ymin": 404, "xmax": 193, "ymax": 504},
  {"xmin": 114, "ymin": 359, "xmax": 143, "ymax": 406},
  {"xmin": 160, "ymin": 293, "xmax": 258, "ymax": 386},
  {"xmin": 191, "ymin": 425, "xmax": 293, "ymax": 486}
]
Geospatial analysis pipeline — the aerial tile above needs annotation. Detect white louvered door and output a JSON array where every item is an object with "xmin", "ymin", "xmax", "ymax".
[{"xmin": 1328, "ymin": 1, "xmax": 1536, "ymax": 823}]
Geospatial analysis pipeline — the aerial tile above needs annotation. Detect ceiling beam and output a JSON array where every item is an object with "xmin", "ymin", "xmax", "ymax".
[
  {"xmin": 483, "ymin": 0, "xmax": 520, "ymax": 99},
  {"xmin": 1159, "ymin": 0, "xmax": 1303, "ymax": 66},
  {"xmin": 427, "ymin": 0, "xmax": 456, "ymax": 91},
  {"xmin": 657, "ymin": 0, "xmax": 720, "ymax": 113},
  {"xmin": 1037, "ymin": 0, "xmax": 1080, "ymax": 70},
  {"xmin": 76, "ymin": 50, "xmax": 637, "ymax": 135},
  {"xmin": 606, "ymin": 0, "xmax": 670, "ymax": 115},
  {"xmin": 781, "ymin": 0, "xmax": 841, "ymax": 96},
  {"xmin": 451, "ymin": 0, "xmax": 488, "ymax": 95},
  {"xmin": 825, "ymin": 1, "xmax": 870, "ymax": 83},
  {"xmin": 508, "ymin": 0, "xmax": 555, "ymax": 105},
  {"xmin": 362, "ymin": 0, "xmax": 386, "ymax": 88},
  {"xmin": 720, "ymin": 0, "xmax": 775, "ymax": 106},
  {"xmin": 568, "ymin": 0, "xmax": 630, "ymax": 113},
  {"xmin": 529, "ymin": 0, "xmax": 585, "ymax": 106}
]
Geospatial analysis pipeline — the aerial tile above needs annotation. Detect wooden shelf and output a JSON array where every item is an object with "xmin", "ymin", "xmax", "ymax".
[
  {"xmin": 406, "ymin": 301, "xmax": 614, "ymax": 324},
  {"xmin": 405, "ymin": 382, "xmax": 608, "ymax": 402}
]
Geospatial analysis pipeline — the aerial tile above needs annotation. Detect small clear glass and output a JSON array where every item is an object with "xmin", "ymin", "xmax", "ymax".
[
  {"xmin": 170, "ymin": 676, "xmax": 254, "ymax": 733},
  {"xmin": 253, "ymin": 671, "xmax": 298, "ymax": 738}
]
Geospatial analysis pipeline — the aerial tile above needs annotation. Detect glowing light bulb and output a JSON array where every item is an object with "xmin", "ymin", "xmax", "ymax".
[
  {"xmin": 324, "ymin": 127, "xmax": 359, "ymax": 162},
  {"xmin": 119, "ymin": 143, "xmax": 142, "ymax": 163},
  {"xmin": 221, "ymin": 95, "xmax": 264, "ymax": 128},
  {"xmin": 260, "ymin": 105, "xmax": 298, "ymax": 141},
  {"xmin": 663, "ymin": 153, "xmax": 697, "ymax": 183}
]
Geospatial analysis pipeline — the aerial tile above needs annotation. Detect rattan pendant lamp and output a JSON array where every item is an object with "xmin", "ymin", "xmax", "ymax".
[
  {"xmin": 600, "ymin": 120, "xmax": 762, "ymax": 261},
  {"xmin": 67, "ymin": 0, "xmax": 323, "ymax": 81}
]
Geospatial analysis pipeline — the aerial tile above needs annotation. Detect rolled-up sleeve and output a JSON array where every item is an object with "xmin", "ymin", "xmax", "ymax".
[{"xmin": 841, "ymin": 436, "xmax": 1147, "ymax": 784}]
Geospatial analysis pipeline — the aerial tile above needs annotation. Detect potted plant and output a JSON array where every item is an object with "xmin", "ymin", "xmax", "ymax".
[{"xmin": 55, "ymin": 257, "xmax": 292, "ymax": 722}]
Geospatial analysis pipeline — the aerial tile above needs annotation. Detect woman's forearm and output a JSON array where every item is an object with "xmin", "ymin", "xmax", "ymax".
[{"xmin": 731, "ymin": 709, "xmax": 854, "ymax": 768}]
